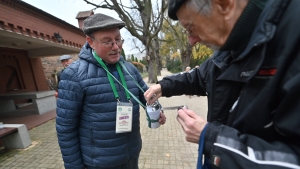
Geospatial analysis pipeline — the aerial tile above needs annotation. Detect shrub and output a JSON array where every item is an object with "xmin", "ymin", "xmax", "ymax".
[
  {"xmin": 166, "ymin": 59, "xmax": 182, "ymax": 73},
  {"xmin": 131, "ymin": 61, "xmax": 145, "ymax": 73}
]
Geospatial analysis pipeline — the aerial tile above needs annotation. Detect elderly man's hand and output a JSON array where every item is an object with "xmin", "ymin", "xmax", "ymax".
[
  {"xmin": 144, "ymin": 84, "xmax": 162, "ymax": 105},
  {"xmin": 177, "ymin": 108, "xmax": 207, "ymax": 144}
]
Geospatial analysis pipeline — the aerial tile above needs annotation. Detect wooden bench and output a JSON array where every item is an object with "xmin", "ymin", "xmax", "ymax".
[
  {"xmin": 0, "ymin": 128, "xmax": 18, "ymax": 137},
  {"xmin": 0, "ymin": 91, "xmax": 56, "ymax": 114},
  {"xmin": 0, "ymin": 124, "xmax": 31, "ymax": 149}
]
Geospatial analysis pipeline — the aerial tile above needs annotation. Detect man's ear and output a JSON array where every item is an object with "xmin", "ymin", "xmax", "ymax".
[
  {"xmin": 86, "ymin": 36, "xmax": 95, "ymax": 49},
  {"xmin": 215, "ymin": 0, "xmax": 235, "ymax": 20}
]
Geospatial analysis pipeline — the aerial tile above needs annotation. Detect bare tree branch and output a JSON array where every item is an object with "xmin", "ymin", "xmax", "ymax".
[
  {"xmin": 83, "ymin": 0, "xmax": 113, "ymax": 9},
  {"xmin": 83, "ymin": 0, "xmax": 167, "ymax": 83}
]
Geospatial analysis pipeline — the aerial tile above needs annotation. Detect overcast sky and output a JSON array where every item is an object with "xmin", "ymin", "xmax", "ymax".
[{"xmin": 22, "ymin": 0, "xmax": 140, "ymax": 55}]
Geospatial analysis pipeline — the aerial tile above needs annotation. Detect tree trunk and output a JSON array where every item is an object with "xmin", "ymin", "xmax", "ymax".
[
  {"xmin": 181, "ymin": 44, "xmax": 193, "ymax": 71},
  {"xmin": 147, "ymin": 49, "xmax": 158, "ymax": 83},
  {"xmin": 156, "ymin": 55, "xmax": 162, "ymax": 76},
  {"xmin": 154, "ymin": 38, "xmax": 162, "ymax": 76}
]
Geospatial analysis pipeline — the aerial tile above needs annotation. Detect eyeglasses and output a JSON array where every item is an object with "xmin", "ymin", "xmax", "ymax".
[
  {"xmin": 182, "ymin": 0, "xmax": 208, "ymax": 36},
  {"xmin": 92, "ymin": 37, "xmax": 124, "ymax": 48}
]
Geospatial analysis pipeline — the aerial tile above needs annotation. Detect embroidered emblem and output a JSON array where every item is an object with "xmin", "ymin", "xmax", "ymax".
[{"xmin": 240, "ymin": 70, "xmax": 253, "ymax": 77}]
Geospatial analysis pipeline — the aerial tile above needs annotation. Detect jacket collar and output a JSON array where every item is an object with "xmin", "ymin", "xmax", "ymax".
[
  {"xmin": 220, "ymin": 0, "xmax": 268, "ymax": 53},
  {"xmin": 214, "ymin": 0, "xmax": 290, "ymax": 82}
]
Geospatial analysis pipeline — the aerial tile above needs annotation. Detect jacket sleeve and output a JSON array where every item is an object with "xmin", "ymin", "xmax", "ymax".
[
  {"xmin": 203, "ymin": 123, "xmax": 300, "ymax": 169},
  {"xmin": 56, "ymin": 68, "xmax": 85, "ymax": 169},
  {"xmin": 158, "ymin": 58, "xmax": 211, "ymax": 97},
  {"xmin": 203, "ymin": 73, "xmax": 300, "ymax": 169}
]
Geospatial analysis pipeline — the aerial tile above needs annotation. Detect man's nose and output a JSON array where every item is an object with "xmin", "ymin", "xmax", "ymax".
[{"xmin": 112, "ymin": 42, "xmax": 120, "ymax": 49}]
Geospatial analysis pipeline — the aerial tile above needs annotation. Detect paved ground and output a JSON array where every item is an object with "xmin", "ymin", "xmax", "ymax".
[{"xmin": 0, "ymin": 68, "xmax": 208, "ymax": 169}]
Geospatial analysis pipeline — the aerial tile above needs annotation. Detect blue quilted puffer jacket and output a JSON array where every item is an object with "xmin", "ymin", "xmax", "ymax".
[{"xmin": 56, "ymin": 43, "xmax": 148, "ymax": 169}]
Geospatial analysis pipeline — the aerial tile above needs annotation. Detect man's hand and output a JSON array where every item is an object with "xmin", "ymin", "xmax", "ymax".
[
  {"xmin": 177, "ymin": 107, "xmax": 207, "ymax": 144},
  {"xmin": 144, "ymin": 84, "xmax": 162, "ymax": 105},
  {"xmin": 159, "ymin": 111, "xmax": 166, "ymax": 125}
]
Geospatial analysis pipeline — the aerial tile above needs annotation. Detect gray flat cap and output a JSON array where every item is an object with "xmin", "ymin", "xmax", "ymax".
[
  {"xmin": 83, "ymin": 13, "xmax": 125, "ymax": 35},
  {"xmin": 168, "ymin": 0, "xmax": 186, "ymax": 20},
  {"xmin": 60, "ymin": 55, "xmax": 71, "ymax": 61}
]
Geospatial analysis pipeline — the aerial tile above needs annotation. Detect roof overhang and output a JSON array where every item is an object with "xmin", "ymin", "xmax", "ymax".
[{"xmin": 0, "ymin": 29, "xmax": 81, "ymax": 57}]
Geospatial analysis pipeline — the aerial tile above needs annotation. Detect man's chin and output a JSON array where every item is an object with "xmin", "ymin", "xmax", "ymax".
[
  {"xmin": 204, "ymin": 44, "xmax": 221, "ymax": 51},
  {"xmin": 188, "ymin": 37, "xmax": 220, "ymax": 51},
  {"xmin": 107, "ymin": 56, "xmax": 120, "ymax": 64},
  {"xmin": 202, "ymin": 43, "xmax": 220, "ymax": 51}
]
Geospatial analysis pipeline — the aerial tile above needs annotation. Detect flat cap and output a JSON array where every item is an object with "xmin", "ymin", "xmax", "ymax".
[
  {"xmin": 83, "ymin": 13, "xmax": 125, "ymax": 35},
  {"xmin": 60, "ymin": 55, "xmax": 71, "ymax": 61},
  {"xmin": 168, "ymin": 0, "xmax": 186, "ymax": 20}
]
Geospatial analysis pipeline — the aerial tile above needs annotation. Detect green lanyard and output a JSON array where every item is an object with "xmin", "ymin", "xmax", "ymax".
[
  {"xmin": 119, "ymin": 61, "xmax": 145, "ymax": 93},
  {"xmin": 118, "ymin": 58, "xmax": 159, "ymax": 126},
  {"xmin": 93, "ymin": 51, "xmax": 157, "ymax": 127},
  {"xmin": 93, "ymin": 51, "xmax": 130, "ymax": 101}
]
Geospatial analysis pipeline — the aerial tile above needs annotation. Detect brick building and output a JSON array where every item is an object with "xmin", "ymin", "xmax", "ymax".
[
  {"xmin": 41, "ymin": 10, "xmax": 94, "ymax": 87},
  {"xmin": 0, "ymin": 0, "xmax": 92, "ymax": 114}
]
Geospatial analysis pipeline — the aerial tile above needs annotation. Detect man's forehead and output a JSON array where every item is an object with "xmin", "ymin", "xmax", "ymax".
[
  {"xmin": 101, "ymin": 34, "xmax": 121, "ymax": 39},
  {"xmin": 93, "ymin": 28, "xmax": 121, "ymax": 38}
]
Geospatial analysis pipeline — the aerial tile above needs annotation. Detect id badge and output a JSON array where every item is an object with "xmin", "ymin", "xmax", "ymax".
[{"xmin": 116, "ymin": 102, "xmax": 133, "ymax": 133}]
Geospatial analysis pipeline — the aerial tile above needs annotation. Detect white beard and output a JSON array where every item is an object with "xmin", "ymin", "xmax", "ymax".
[{"xmin": 201, "ymin": 42, "xmax": 221, "ymax": 51}]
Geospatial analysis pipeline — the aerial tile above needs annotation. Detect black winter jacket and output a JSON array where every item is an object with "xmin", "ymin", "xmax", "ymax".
[{"xmin": 159, "ymin": 0, "xmax": 300, "ymax": 168}]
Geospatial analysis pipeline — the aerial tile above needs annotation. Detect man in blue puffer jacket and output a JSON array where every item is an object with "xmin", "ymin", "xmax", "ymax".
[{"xmin": 56, "ymin": 13, "xmax": 166, "ymax": 169}]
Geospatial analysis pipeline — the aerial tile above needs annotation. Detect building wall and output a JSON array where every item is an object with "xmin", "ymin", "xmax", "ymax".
[
  {"xmin": 0, "ymin": 0, "xmax": 86, "ymax": 94},
  {"xmin": 0, "ymin": 0, "xmax": 90, "ymax": 111},
  {"xmin": 0, "ymin": 47, "xmax": 48, "ymax": 94},
  {"xmin": 41, "ymin": 54, "xmax": 79, "ymax": 87},
  {"xmin": 30, "ymin": 57, "xmax": 50, "ymax": 91}
]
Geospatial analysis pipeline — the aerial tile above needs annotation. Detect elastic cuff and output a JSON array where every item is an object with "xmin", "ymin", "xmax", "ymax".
[
  {"xmin": 204, "ymin": 122, "xmax": 222, "ymax": 155},
  {"xmin": 158, "ymin": 81, "xmax": 169, "ymax": 97}
]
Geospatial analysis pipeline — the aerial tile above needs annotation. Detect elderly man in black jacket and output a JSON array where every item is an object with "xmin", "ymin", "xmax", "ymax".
[{"xmin": 145, "ymin": 0, "xmax": 300, "ymax": 168}]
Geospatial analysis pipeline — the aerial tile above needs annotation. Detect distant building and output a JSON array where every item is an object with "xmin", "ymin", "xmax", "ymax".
[
  {"xmin": 42, "ymin": 10, "xmax": 94, "ymax": 85},
  {"xmin": 76, "ymin": 10, "xmax": 94, "ymax": 30}
]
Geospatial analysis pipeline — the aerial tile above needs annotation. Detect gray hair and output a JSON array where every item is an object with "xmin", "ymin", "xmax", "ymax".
[{"xmin": 186, "ymin": 0, "xmax": 212, "ymax": 16}]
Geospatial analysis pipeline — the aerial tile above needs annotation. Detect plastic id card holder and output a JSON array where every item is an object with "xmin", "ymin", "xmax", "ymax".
[{"xmin": 116, "ymin": 102, "xmax": 133, "ymax": 133}]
